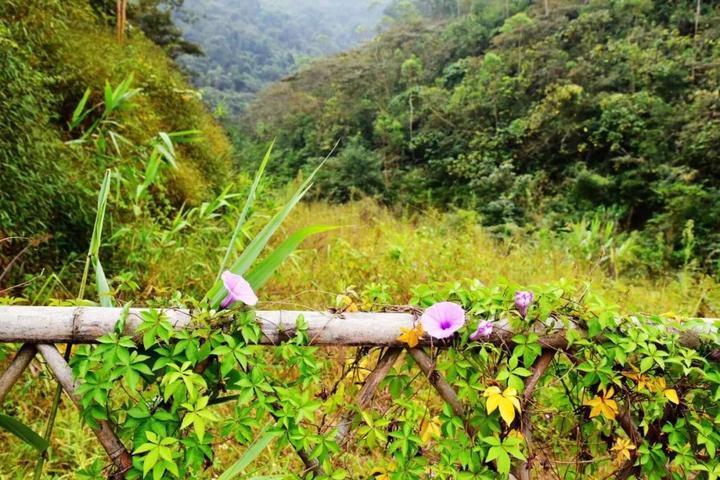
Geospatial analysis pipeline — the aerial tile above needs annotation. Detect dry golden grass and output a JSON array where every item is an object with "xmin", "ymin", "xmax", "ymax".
[{"xmin": 266, "ymin": 200, "xmax": 718, "ymax": 317}]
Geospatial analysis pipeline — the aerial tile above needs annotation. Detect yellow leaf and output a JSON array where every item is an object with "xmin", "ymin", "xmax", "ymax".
[
  {"xmin": 623, "ymin": 370, "xmax": 651, "ymax": 391},
  {"xmin": 370, "ymin": 462, "xmax": 396, "ymax": 480},
  {"xmin": 397, "ymin": 324, "xmax": 424, "ymax": 348},
  {"xmin": 420, "ymin": 417, "xmax": 442, "ymax": 444},
  {"xmin": 499, "ymin": 400, "xmax": 516, "ymax": 425},
  {"xmin": 651, "ymin": 377, "xmax": 667, "ymax": 393},
  {"xmin": 484, "ymin": 386, "xmax": 521, "ymax": 425},
  {"xmin": 583, "ymin": 387, "xmax": 619, "ymax": 420},
  {"xmin": 507, "ymin": 429, "xmax": 525, "ymax": 441},
  {"xmin": 664, "ymin": 388, "xmax": 680, "ymax": 404},
  {"xmin": 611, "ymin": 437, "xmax": 636, "ymax": 463}
]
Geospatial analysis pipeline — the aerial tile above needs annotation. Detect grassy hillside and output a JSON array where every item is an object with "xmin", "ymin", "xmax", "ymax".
[
  {"xmin": 237, "ymin": 0, "xmax": 720, "ymax": 274},
  {"xmin": 0, "ymin": 0, "xmax": 232, "ymax": 288}
]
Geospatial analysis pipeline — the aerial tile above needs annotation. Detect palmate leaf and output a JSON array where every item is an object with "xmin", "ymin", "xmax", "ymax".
[
  {"xmin": 245, "ymin": 225, "xmax": 338, "ymax": 290},
  {"xmin": 0, "ymin": 414, "xmax": 49, "ymax": 452},
  {"xmin": 218, "ymin": 425, "xmax": 281, "ymax": 480},
  {"xmin": 484, "ymin": 386, "xmax": 521, "ymax": 425}
]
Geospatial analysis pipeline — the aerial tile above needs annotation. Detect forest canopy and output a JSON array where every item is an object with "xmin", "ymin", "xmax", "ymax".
[{"xmin": 235, "ymin": 0, "xmax": 720, "ymax": 273}]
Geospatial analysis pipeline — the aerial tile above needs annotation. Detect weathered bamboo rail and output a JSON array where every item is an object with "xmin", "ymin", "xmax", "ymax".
[
  {"xmin": 0, "ymin": 306, "xmax": 716, "ymax": 346},
  {"xmin": 0, "ymin": 306, "xmax": 717, "ymax": 479}
]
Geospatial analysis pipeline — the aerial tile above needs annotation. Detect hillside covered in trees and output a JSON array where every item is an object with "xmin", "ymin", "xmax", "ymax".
[
  {"xmin": 237, "ymin": 0, "xmax": 720, "ymax": 273},
  {"xmin": 0, "ymin": 0, "xmax": 232, "ymax": 284}
]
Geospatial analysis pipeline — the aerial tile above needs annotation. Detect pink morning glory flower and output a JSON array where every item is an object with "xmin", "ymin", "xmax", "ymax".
[
  {"xmin": 220, "ymin": 271, "xmax": 258, "ymax": 309},
  {"xmin": 470, "ymin": 320, "xmax": 493, "ymax": 340},
  {"xmin": 421, "ymin": 302, "xmax": 466, "ymax": 339},
  {"xmin": 514, "ymin": 290, "xmax": 534, "ymax": 318}
]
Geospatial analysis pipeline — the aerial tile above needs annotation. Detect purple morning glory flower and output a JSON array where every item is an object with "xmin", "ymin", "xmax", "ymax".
[
  {"xmin": 220, "ymin": 271, "xmax": 258, "ymax": 309},
  {"xmin": 421, "ymin": 302, "xmax": 466, "ymax": 339},
  {"xmin": 470, "ymin": 320, "xmax": 493, "ymax": 340},
  {"xmin": 514, "ymin": 290, "xmax": 534, "ymax": 318}
]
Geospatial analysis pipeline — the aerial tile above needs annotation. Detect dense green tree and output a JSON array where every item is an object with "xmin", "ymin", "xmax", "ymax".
[{"xmin": 237, "ymin": 0, "xmax": 720, "ymax": 272}]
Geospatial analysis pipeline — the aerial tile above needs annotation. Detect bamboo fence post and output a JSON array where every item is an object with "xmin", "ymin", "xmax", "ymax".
[
  {"xmin": 36, "ymin": 344, "xmax": 133, "ymax": 476},
  {"xmin": 407, "ymin": 348, "xmax": 476, "ymax": 437},
  {"xmin": 0, "ymin": 344, "xmax": 36, "ymax": 403},
  {"xmin": 336, "ymin": 347, "xmax": 403, "ymax": 444},
  {"xmin": 516, "ymin": 350, "xmax": 555, "ymax": 480}
]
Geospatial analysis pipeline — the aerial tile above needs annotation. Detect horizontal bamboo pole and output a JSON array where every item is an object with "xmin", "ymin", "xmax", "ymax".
[{"xmin": 0, "ymin": 306, "xmax": 716, "ymax": 346}]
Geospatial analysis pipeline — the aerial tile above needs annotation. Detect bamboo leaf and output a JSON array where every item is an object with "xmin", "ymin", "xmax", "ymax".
[
  {"xmin": 207, "ymin": 147, "xmax": 332, "ymax": 308},
  {"xmin": 69, "ymin": 87, "xmax": 92, "ymax": 130},
  {"xmin": 245, "ymin": 225, "xmax": 338, "ymax": 290},
  {"xmin": 78, "ymin": 169, "xmax": 113, "ymax": 306},
  {"xmin": 218, "ymin": 426, "xmax": 280, "ymax": 480},
  {"xmin": 0, "ymin": 414, "xmax": 49, "ymax": 452},
  {"xmin": 216, "ymin": 140, "xmax": 274, "ymax": 280}
]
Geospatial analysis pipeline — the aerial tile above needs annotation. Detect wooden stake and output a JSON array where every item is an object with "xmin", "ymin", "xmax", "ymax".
[
  {"xmin": 336, "ymin": 347, "xmax": 402, "ymax": 444},
  {"xmin": 407, "ymin": 348, "xmax": 476, "ymax": 437},
  {"xmin": 516, "ymin": 350, "xmax": 555, "ymax": 480},
  {"xmin": 0, "ymin": 344, "xmax": 36, "ymax": 403},
  {"xmin": 36, "ymin": 344, "xmax": 133, "ymax": 476},
  {"xmin": 116, "ymin": 0, "xmax": 127, "ymax": 42}
]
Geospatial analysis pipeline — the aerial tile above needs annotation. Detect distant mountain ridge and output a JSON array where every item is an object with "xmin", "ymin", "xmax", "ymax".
[{"xmin": 174, "ymin": 0, "xmax": 390, "ymax": 116}]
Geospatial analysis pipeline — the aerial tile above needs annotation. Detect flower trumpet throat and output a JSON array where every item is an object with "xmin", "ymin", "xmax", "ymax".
[
  {"xmin": 420, "ymin": 302, "xmax": 466, "ymax": 339},
  {"xmin": 220, "ymin": 271, "xmax": 258, "ymax": 309}
]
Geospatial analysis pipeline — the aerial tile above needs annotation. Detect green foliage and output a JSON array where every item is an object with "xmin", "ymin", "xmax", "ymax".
[
  {"xmin": 238, "ymin": 0, "xmax": 720, "ymax": 273},
  {"xmin": 310, "ymin": 137, "xmax": 387, "ymax": 202},
  {"xmin": 63, "ymin": 279, "xmax": 720, "ymax": 479},
  {"xmin": 0, "ymin": 414, "xmax": 49, "ymax": 453},
  {"xmin": 218, "ymin": 425, "xmax": 281, "ymax": 479},
  {"xmin": 0, "ymin": 0, "xmax": 232, "ymax": 290},
  {"xmin": 89, "ymin": 0, "xmax": 203, "ymax": 58}
]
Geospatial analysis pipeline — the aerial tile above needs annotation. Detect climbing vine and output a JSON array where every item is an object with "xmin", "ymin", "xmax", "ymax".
[{"xmin": 67, "ymin": 280, "xmax": 720, "ymax": 479}]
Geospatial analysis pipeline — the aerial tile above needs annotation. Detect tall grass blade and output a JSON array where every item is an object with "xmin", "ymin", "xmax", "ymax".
[
  {"xmin": 77, "ymin": 169, "xmax": 112, "ymax": 305},
  {"xmin": 36, "ymin": 169, "xmax": 114, "ymax": 478},
  {"xmin": 69, "ymin": 87, "xmax": 92, "ymax": 130},
  {"xmin": 218, "ymin": 426, "xmax": 280, "ymax": 480},
  {"xmin": 94, "ymin": 258, "xmax": 113, "ymax": 308},
  {"xmin": 216, "ymin": 140, "xmax": 274, "ymax": 280},
  {"xmin": 207, "ymin": 142, "xmax": 336, "ymax": 308},
  {"xmin": 245, "ymin": 225, "xmax": 338, "ymax": 290},
  {"xmin": 0, "ymin": 414, "xmax": 49, "ymax": 452}
]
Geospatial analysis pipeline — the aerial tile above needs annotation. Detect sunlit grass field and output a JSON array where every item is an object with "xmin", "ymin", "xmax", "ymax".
[{"xmin": 1, "ymin": 200, "xmax": 718, "ymax": 478}]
